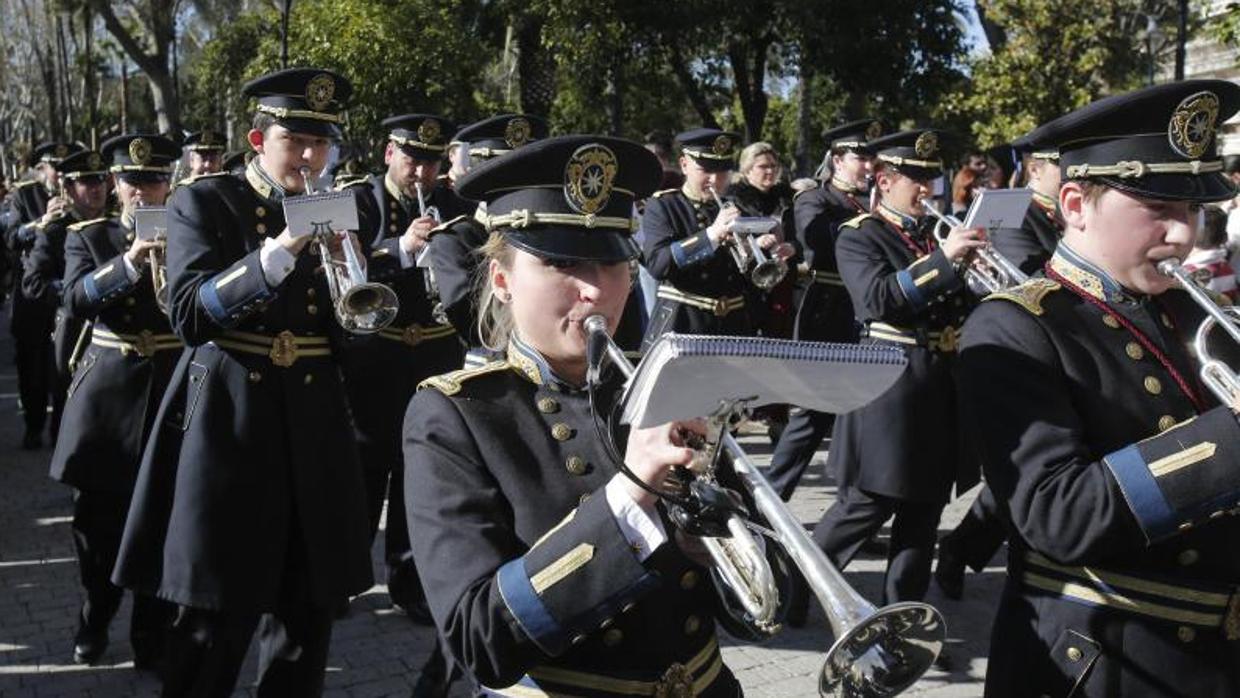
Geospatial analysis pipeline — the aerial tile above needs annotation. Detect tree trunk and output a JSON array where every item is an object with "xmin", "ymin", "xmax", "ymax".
[
  {"xmin": 667, "ymin": 43, "xmax": 719, "ymax": 129},
  {"xmin": 515, "ymin": 17, "xmax": 556, "ymax": 117},
  {"xmin": 729, "ymin": 36, "xmax": 771, "ymax": 143},
  {"xmin": 605, "ymin": 57, "xmax": 623, "ymax": 136},
  {"xmin": 796, "ymin": 62, "xmax": 813, "ymax": 177},
  {"xmin": 92, "ymin": 0, "xmax": 182, "ymax": 134}
]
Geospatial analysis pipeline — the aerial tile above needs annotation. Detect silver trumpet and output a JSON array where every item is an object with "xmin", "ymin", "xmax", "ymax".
[
  {"xmin": 705, "ymin": 185, "xmax": 789, "ymax": 290},
  {"xmin": 920, "ymin": 198, "xmax": 1028, "ymax": 295},
  {"xmin": 298, "ymin": 166, "xmax": 399, "ymax": 333},
  {"xmin": 1158, "ymin": 258, "xmax": 1240, "ymax": 405},
  {"xmin": 584, "ymin": 316, "xmax": 945, "ymax": 697},
  {"xmin": 413, "ymin": 181, "xmax": 449, "ymax": 325}
]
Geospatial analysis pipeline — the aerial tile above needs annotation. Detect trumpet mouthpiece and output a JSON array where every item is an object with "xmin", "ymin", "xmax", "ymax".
[
  {"xmin": 583, "ymin": 314, "xmax": 608, "ymax": 336},
  {"xmin": 1156, "ymin": 258, "xmax": 1183, "ymax": 276}
]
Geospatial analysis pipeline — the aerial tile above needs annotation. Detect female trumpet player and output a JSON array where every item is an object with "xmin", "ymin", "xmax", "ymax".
[
  {"xmin": 48, "ymin": 134, "xmax": 180, "ymax": 668},
  {"xmin": 403, "ymin": 135, "xmax": 743, "ymax": 697}
]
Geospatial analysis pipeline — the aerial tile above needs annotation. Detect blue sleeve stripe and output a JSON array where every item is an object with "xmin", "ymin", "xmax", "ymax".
[
  {"xmin": 896, "ymin": 269, "xmax": 926, "ymax": 309},
  {"xmin": 198, "ymin": 279, "xmax": 232, "ymax": 326},
  {"xmin": 496, "ymin": 557, "xmax": 565, "ymax": 655},
  {"xmin": 83, "ymin": 272, "xmax": 101, "ymax": 304},
  {"xmin": 1104, "ymin": 445, "xmax": 1176, "ymax": 541},
  {"xmin": 670, "ymin": 239, "xmax": 689, "ymax": 267}
]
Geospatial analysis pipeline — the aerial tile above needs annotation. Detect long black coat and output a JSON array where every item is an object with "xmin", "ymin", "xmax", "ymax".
[
  {"xmin": 403, "ymin": 338, "xmax": 740, "ymax": 696},
  {"xmin": 828, "ymin": 211, "xmax": 976, "ymax": 501},
  {"xmin": 792, "ymin": 183, "xmax": 866, "ymax": 342},
  {"xmin": 49, "ymin": 217, "xmax": 179, "ymax": 494},
  {"xmin": 113, "ymin": 167, "xmax": 373, "ymax": 611},
  {"xmin": 5, "ymin": 182, "xmax": 54, "ymax": 336},
  {"xmin": 958, "ymin": 249, "xmax": 1240, "ymax": 697},
  {"xmin": 991, "ymin": 199, "xmax": 1062, "ymax": 277},
  {"xmin": 641, "ymin": 189, "xmax": 752, "ymax": 342},
  {"xmin": 22, "ymin": 213, "xmax": 91, "ymax": 378}
]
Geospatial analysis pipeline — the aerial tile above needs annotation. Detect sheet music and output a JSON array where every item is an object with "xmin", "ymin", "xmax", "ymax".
[
  {"xmin": 282, "ymin": 191, "xmax": 359, "ymax": 239},
  {"xmin": 961, "ymin": 188, "xmax": 1032, "ymax": 232},
  {"xmin": 133, "ymin": 207, "xmax": 168, "ymax": 242}
]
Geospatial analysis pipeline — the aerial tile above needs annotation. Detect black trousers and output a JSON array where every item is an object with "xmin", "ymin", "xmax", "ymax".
[
  {"xmin": 811, "ymin": 488, "xmax": 943, "ymax": 605},
  {"xmin": 765, "ymin": 407, "xmax": 834, "ymax": 500},
  {"xmin": 12, "ymin": 304, "xmax": 53, "ymax": 434},
  {"xmin": 72, "ymin": 489, "xmax": 172, "ymax": 650},
  {"xmin": 362, "ymin": 459, "xmax": 423, "ymax": 608},
  {"xmin": 161, "ymin": 518, "xmax": 335, "ymax": 697},
  {"xmin": 938, "ymin": 484, "xmax": 1008, "ymax": 571}
]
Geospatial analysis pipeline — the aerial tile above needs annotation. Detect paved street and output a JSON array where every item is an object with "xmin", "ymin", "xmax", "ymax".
[{"xmin": 0, "ymin": 306, "xmax": 1003, "ymax": 697}]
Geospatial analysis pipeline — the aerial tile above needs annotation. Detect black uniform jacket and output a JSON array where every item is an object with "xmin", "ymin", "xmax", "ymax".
[
  {"xmin": 827, "ymin": 206, "xmax": 976, "ymax": 501},
  {"xmin": 113, "ymin": 165, "xmax": 373, "ymax": 611},
  {"xmin": 426, "ymin": 214, "xmax": 489, "ymax": 348},
  {"xmin": 642, "ymin": 188, "xmax": 752, "ymax": 342},
  {"xmin": 49, "ymin": 216, "xmax": 181, "ymax": 494},
  {"xmin": 404, "ymin": 336, "xmax": 740, "ymax": 697},
  {"xmin": 5, "ymin": 182, "xmax": 54, "ymax": 332},
  {"xmin": 336, "ymin": 174, "xmax": 465, "ymax": 468},
  {"xmin": 992, "ymin": 194, "xmax": 1062, "ymax": 277},
  {"xmin": 792, "ymin": 181, "xmax": 866, "ymax": 342},
  {"xmin": 23, "ymin": 212, "xmax": 92, "ymax": 376},
  {"xmin": 958, "ymin": 245, "xmax": 1240, "ymax": 698}
]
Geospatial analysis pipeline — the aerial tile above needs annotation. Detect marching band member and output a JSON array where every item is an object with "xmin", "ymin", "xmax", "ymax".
[
  {"xmin": 48, "ymin": 134, "xmax": 180, "ymax": 667},
  {"xmin": 182, "ymin": 129, "xmax": 226, "ymax": 177},
  {"xmin": 958, "ymin": 79, "xmax": 1240, "ymax": 698},
  {"xmin": 404, "ymin": 135, "xmax": 742, "ymax": 697},
  {"xmin": 113, "ymin": 68, "xmax": 373, "ymax": 696}
]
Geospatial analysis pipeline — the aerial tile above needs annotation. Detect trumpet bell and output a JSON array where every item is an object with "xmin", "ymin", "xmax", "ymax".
[
  {"xmin": 820, "ymin": 602, "xmax": 945, "ymax": 697},
  {"xmin": 338, "ymin": 282, "xmax": 400, "ymax": 334},
  {"xmin": 751, "ymin": 259, "xmax": 788, "ymax": 290}
]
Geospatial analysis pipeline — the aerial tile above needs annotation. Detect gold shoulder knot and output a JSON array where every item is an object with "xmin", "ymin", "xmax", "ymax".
[
  {"xmin": 178, "ymin": 171, "xmax": 230, "ymax": 187},
  {"xmin": 652, "ymin": 188, "xmax": 678, "ymax": 199},
  {"xmin": 431, "ymin": 214, "xmax": 468, "ymax": 234},
  {"xmin": 418, "ymin": 360, "xmax": 511, "ymax": 396},
  {"xmin": 333, "ymin": 175, "xmax": 369, "ymax": 190},
  {"xmin": 839, "ymin": 213, "xmax": 873, "ymax": 230},
  {"xmin": 984, "ymin": 277, "xmax": 1061, "ymax": 316},
  {"xmin": 68, "ymin": 217, "xmax": 109, "ymax": 233}
]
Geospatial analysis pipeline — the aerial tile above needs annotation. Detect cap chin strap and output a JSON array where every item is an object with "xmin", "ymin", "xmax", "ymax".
[
  {"xmin": 477, "ymin": 208, "xmax": 638, "ymax": 233},
  {"xmin": 256, "ymin": 104, "xmax": 343, "ymax": 124}
]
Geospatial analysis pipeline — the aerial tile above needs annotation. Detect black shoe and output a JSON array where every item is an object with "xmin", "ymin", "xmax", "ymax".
[
  {"xmin": 21, "ymin": 429, "xmax": 42, "ymax": 450},
  {"xmin": 389, "ymin": 563, "xmax": 433, "ymax": 625},
  {"xmin": 73, "ymin": 629, "xmax": 108, "ymax": 665},
  {"xmin": 934, "ymin": 545, "xmax": 966, "ymax": 600}
]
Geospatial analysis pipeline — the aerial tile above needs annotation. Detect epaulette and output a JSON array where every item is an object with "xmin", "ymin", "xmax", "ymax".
[
  {"xmin": 177, "ymin": 171, "xmax": 230, "ymax": 187},
  {"xmin": 333, "ymin": 175, "xmax": 370, "ymax": 190},
  {"xmin": 839, "ymin": 213, "xmax": 873, "ymax": 230},
  {"xmin": 983, "ymin": 277, "xmax": 1061, "ymax": 316},
  {"xmin": 418, "ymin": 360, "xmax": 511, "ymax": 396},
  {"xmin": 652, "ymin": 188, "xmax": 678, "ymax": 199},
  {"xmin": 68, "ymin": 217, "xmax": 109, "ymax": 233},
  {"xmin": 12, "ymin": 180, "xmax": 37, "ymax": 189},
  {"xmin": 431, "ymin": 214, "xmax": 468, "ymax": 234}
]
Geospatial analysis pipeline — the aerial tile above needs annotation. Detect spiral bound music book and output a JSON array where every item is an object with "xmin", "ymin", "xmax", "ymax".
[
  {"xmin": 283, "ymin": 191, "xmax": 359, "ymax": 239},
  {"xmin": 620, "ymin": 335, "xmax": 908, "ymax": 428},
  {"xmin": 133, "ymin": 207, "xmax": 168, "ymax": 241}
]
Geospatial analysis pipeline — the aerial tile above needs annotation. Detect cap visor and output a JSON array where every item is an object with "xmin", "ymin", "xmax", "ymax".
[
  {"xmin": 690, "ymin": 156, "xmax": 733, "ymax": 173},
  {"xmin": 1097, "ymin": 172, "xmax": 1236, "ymax": 203},
  {"xmin": 505, "ymin": 227, "xmax": 640, "ymax": 264},
  {"xmin": 277, "ymin": 117, "xmax": 342, "ymax": 139}
]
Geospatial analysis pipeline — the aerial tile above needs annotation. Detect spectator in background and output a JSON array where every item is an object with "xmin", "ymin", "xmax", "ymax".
[
  {"xmin": 1220, "ymin": 154, "xmax": 1240, "ymax": 259},
  {"xmin": 951, "ymin": 165, "xmax": 983, "ymax": 215},
  {"xmin": 1185, "ymin": 206, "xmax": 1238, "ymax": 302},
  {"xmin": 730, "ymin": 141, "xmax": 795, "ymax": 222},
  {"xmin": 644, "ymin": 130, "xmax": 684, "ymax": 191}
]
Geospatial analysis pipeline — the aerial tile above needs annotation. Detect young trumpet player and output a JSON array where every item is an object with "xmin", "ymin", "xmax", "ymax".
[
  {"xmin": 42, "ymin": 134, "xmax": 179, "ymax": 668},
  {"xmin": 957, "ymin": 79, "xmax": 1240, "ymax": 698},
  {"xmin": 112, "ymin": 68, "xmax": 374, "ymax": 696},
  {"xmin": 404, "ymin": 134, "xmax": 742, "ymax": 697}
]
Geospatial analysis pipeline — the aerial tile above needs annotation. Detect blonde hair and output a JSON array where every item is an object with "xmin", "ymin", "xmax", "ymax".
[
  {"xmin": 476, "ymin": 232, "xmax": 517, "ymax": 352},
  {"xmin": 738, "ymin": 141, "xmax": 780, "ymax": 175}
]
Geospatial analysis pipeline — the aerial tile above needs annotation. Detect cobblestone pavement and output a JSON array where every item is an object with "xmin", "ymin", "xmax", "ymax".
[{"xmin": 0, "ymin": 306, "xmax": 1003, "ymax": 697}]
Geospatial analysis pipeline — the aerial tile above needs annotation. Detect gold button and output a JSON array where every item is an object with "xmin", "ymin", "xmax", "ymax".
[
  {"xmin": 1162, "ymin": 313, "xmax": 1174, "ymax": 329},
  {"xmin": 256, "ymin": 223, "xmax": 267, "ymax": 234},
  {"xmin": 537, "ymin": 397, "xmax": 560, "ymax": 414},
  {"xmin": 570, "ymin": 634, "xmax": 586, "ymax": 646},
  {"xmin": 306, "ymin": 288, "xmax": 316, "ymax": 299},
  {"xmin": 1125, "ymin": 342, "xmax": 1144, "ymax": 360},
  {"xmin": 1158, "ymin": 415, "xmax": 1177, "ymax": 432},
  {"xmin": 248, "ymin": 371, "xmax": 262, "ymax": 383},
  {"xmin": 389, "ymin": 200, "xmax": 398, "ymax": 209},
  {"xmin": 1066, "ymin": 646, "xmax": 1083, "ymax": 662},
  {"xmin": 256, "ymin": 207, "xmax": 267, "ymax": 218},
  {"xmin": 680, "ymin": 571, "xmax": 699, "ymax": 590},
  {"xmin": 307, "ymin": 304, "xmax": 318, "ymax": 315},
  {"xmin": 551, "ymin": 423, "xmax": 573, "ymax": 441},
  {"xmin": 389, "ymin": 223, "xmax": 398, "ymax": 233},
  {"xmin": 578, "ymin": 493, "xmax": 591, "ymax": 505},
  {"xmin": 602, "ymin": 628, "xmax": 624, "ymax": 647},
  {"xmin": 1177, "ymin": 626, "xmax": 1196, "ymax": 643},
  {"xmin": 304, "ymin": 373, "xmax": 314, "ymax": 385},
  {"xmin": 125, "ymin": 297, "xmax": 136, "ymax": 306},
  {"xmin": 1102, "ymin": 315, "xmax": 1121, "ymax": 329},
  {"xmin": 1177, "ymin": 549, "xmax": 1199, "ymax": 566},
  {"xmin": 126, "ymin": 232, "xmax": 135, "ymax": 242},
  {"xmin": 683, "ymin": 615, "xmax": 701, "ymax": 635},
  {"xmin": 1144, "ymin": 376, "xmax": 1162, "ymax": 395},
  {"xmin": 621, "ymin": 602, "xmax": 637, "ymax": 613},
  {"xmin": 565, "ymin": 455, "xmax": 587, "ymax": 476}
]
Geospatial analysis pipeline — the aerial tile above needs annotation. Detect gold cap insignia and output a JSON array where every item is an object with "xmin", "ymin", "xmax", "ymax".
[
  {"xmin": 87, "ymin": 152, "xmax": 102, "ymax": 170},
  {"xmin": 305, "ymin": 73, "xmax": 336, "ymax": 112},
  {"xmin": 712, "ymin": 135, "xmax": 734, "ymax": 156},
  {"xmin": 129, "ymin": 138, "xmax": 152, "ymax": 166},
  {"xmin": 564, "ymin": 143, "xmax": 618, "ymax": 215},
  {"xmin": 865, "ymin": 121, "xmax": 883, "ymax": 140},
  {"xmin": 915, "ymin": 131, "xmax": 938, "ymax": 158},
  {"xmin": 54, "ymin": 144, "xmax": 69, "ymax": 159},
  {"xmin": 418, "ymin": 119, "xmax": 442, "ymax": 144},
  {"xmin": 1168, "ymin": 91, "xmax": 1219, "ymax": 160},
  {"xmin": 505, "ymin": 117, "xmax": 532, "ymax": 148}
]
